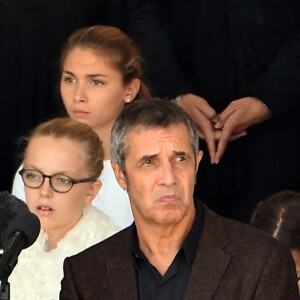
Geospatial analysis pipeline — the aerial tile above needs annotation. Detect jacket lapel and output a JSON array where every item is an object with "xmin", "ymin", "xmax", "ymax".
[
  {"xmin": 105, "ymin": 228, "xmax": 139, "ymax": 300},
  {"xmin": 103, "ymin": 208, "xmax": 231, "ymax": 300},
  {"xmin": 184, "ymin": 207, "xmax": 231, "ymax": 300}
]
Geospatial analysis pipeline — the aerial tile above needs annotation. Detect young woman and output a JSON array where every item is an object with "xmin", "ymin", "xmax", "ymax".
[
  {"xmin": 12, "ymin": 25, "xmax": 150, "ymax": 229},
  {"xmin": 8, "ymin": 117, "xmax": 118, "ymax": 299}
]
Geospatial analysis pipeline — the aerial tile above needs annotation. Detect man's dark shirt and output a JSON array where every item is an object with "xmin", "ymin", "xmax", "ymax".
[{"xmin": 131, "ymin": 201, "xmax": 204, "ymax": 300}]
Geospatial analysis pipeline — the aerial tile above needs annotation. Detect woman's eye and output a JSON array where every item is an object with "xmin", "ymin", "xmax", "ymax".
[
  {"xmin": 63, "ymin": 76, "xmax": 76, "ymax": 84},
  {"xmin": 92, "ymin": 79, "xmax": 104, "ymax": 86}
]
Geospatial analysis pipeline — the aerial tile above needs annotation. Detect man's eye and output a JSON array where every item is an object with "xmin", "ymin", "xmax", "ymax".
[
  {"xmin": 143, "ymin": 157, "xmax": 157, "ymax": 165},
  {"xmin": 140, "ymin": 158, "xmax": 155, "ymax": 167},
  {"xmin": 177, "ymin": 156, "xmax": 186, "ymax": 162}
]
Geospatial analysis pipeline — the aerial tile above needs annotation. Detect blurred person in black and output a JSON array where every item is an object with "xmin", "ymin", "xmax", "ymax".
[{"xmin": 126, "ymin": 0, "xmax": 300, "ymax": 222}]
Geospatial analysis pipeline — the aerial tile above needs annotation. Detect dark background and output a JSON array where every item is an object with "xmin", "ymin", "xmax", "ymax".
[{"xmin": 0, "ymin": 0, "xmax": 125, "ymax": 191}]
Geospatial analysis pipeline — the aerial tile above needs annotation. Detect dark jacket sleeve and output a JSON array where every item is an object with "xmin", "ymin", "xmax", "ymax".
[
  {"xmin": 60, "ymin": 258, "xmax": 80, "ymax": 300},
  {"xmin": 254, "ymin": 243, "xmax": 299, "ymax": 299},
  {"xmin": 251, "ymin": 28, "xmax": 300, "ymax": 116},
  {"xmin": 128, "ymin": 0, "xmax": 300, "ymax": 116}
]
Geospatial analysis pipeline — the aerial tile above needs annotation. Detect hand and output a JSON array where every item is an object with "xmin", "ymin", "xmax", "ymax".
[
  {"xmin": 180, "ymin": 93, "xmax": 218, "ymax": 163},
  {"xmin": 213, "ymin": 96, "xmax": 271, "ymax": 163}
]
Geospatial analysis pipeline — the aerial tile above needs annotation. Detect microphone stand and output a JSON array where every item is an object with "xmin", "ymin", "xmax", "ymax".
[
  {"xmin": 0, "ymin": 279, "xmax": 9, "ymax": 300},
  {"xmin": 0, "ymin": 253, "xmax": 9, "ymax": 300},
  {"xmin": 0, "ymin": 213, "xmax": 40, "ymax": 300},
  {"xmin": 0, "ymin": 231, "xmax": 26, "ymax": 300}
]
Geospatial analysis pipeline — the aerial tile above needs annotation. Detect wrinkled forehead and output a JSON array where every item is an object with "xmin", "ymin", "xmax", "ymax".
[
  {"xmin": 123, "ymin": 124, "xmax": 193, "ymax": 156},
  {"xmin": 127, "ymin": 122, "xmax": 190, "ymax": 135}
]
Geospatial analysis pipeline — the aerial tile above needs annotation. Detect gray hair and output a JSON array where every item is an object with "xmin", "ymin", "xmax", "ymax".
[{"xmin": 111, "ymin": 98, "xmax": 199, "ymax": 173}]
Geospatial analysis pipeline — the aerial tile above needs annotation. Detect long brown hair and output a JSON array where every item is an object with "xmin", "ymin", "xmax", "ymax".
[{"xmin": 60, "ymin": 25, "xmax": 150, "ymax": 99}]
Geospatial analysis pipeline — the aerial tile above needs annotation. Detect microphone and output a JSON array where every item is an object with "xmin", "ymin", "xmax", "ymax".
[
  {"xmin": 0, "ymin": 212, "xmax": 40, "ymax": 281},
  {"xmin": 0, "ymin": 191, "xmax": 29, "ymax": 249}
]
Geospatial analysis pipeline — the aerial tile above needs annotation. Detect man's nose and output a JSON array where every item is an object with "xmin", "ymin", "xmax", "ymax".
[{"xmin": 158, "ymin": 162, "xmax": 176, "ymax": 186}]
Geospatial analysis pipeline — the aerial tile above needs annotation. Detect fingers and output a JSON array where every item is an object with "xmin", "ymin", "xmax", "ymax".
[
  {"xmin": 214, "ymin": 105, "xmax": 248, "ymax": 163},
  {"xmin": 180, "ymin": 94, "xmax": 218, "ymax": 162},
  {"xmin": 206, "ymin": 133, "xmax": 217, "ymax": 164},
  {"xmin": 217, "ymin": 97, "xmax": 271, "ymax": 131},
  {"xmin": 214, "ymin": 130, "xmax": 247, "ymax": 142},
  {"xmin": 214, "ymin": 129, "xmax": 247, "ymax": 163},
  {"xmin": 180, "ymin": 93, "xmax": 217, "ymax": 121},
  {"xmin": 215, "ymin": 101, "xmax": 238, "ymax": 129},
  {"xmin": 213, "ymin": 97, "xmax": 268, "ymax": 162},
  {"xmin": 179, "ymin": 94, "xmax": 263, "ymax": 164},
  {"xmin": 229, "ymin": 131, "xmax": 247, "ymax": 141},
  {"xmin": 195, "ymin": 113, "xmax": 217, "ymax": 163}
]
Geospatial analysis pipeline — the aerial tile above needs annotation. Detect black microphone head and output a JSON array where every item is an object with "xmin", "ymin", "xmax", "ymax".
[
  {"xmin": 0, "ymin": 191, "xmax": 29, "ymax": 249},
  {"xmin": 4, "ymin": 212, "xmax": 40, "ymax": 249}
]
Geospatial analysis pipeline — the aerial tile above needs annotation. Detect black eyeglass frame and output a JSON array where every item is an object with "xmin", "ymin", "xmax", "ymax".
[{"xmin": 19, "ymin": 168, "xmax": 97, "ymax": 193}]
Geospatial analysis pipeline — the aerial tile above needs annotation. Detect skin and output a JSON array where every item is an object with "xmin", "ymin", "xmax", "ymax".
[
  {"xmin": 23, "ymin": 136, "xmax": 101, "ymax": 250},
  {"xmin": 60, "ymin": 47, "xmax": 140, "ymax": 159},
  {"xmin": 180, "ymin": 93, "xmax": 270, "ymax": 164},
  {"xmin": 291, "ymin": 249, "xmax": 300, "ymax": 292},
  {"xmin": 113, "ymin": 124, "xmax": 203, "ymax": 275}
]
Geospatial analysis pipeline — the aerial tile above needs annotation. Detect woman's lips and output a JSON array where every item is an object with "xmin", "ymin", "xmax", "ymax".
[{"xmin": 73, "ymin": 110, "xmax": 90, "ymax": 117}]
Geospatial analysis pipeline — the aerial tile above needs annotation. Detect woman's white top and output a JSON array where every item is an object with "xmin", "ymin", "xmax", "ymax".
[{"xmin": 12, "ymin": 160, "xmax": 133, "ymax": 230}]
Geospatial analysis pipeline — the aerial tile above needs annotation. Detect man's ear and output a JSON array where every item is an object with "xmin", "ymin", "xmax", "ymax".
[
  {"xmin": 195, "ymin": 150, "xmax": 203, "ymax": 173},
  {"xmin": 84, "ymin": 180, "xmax": 102, "ymax": 205},
  {"xmin": 111, "ymin": 162, "xmax": 127, "ymax": 190}
]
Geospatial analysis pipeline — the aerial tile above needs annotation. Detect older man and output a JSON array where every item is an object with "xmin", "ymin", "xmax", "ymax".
[{"xmin": 60, "ymin": 99, "xmax": 298, "ymax": 299}]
